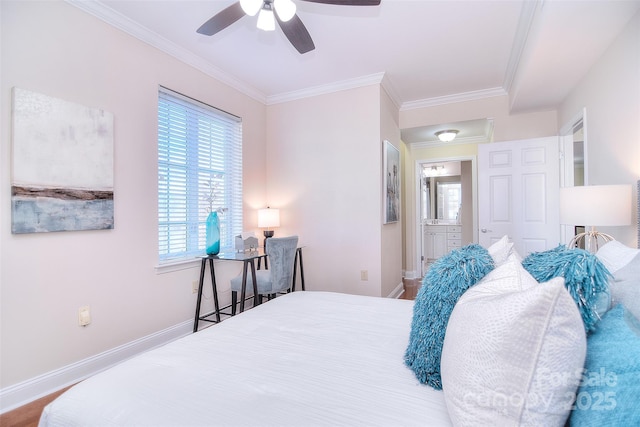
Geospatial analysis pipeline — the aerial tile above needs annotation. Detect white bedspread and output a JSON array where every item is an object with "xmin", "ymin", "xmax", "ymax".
[{"xmin": 40, "ymin": 291, "xmax": 451, "ymax": 426}]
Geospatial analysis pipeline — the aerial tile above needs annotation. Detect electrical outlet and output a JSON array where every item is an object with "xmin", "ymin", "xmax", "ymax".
[
  {"xmin": 192, "ymin": 280, "xmax": 199, "ymax": 294},
  {"xmin": 360, "ymin": 270, "xmax": 368, "ymax": 281},
  {"xmin": 78, "ymin": 306, "xmax": 91, "ymax": 327}
]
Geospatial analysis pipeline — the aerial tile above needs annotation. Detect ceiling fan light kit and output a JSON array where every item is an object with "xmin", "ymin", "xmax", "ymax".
[
  {"xmin": 274, "ymin": 0, "xmax": 297, "ymax": 21},
  {"xmin": 197, "ymin": 0, "xmax": 381, "ymax": 54},
  {"xmin": 240, "ymin": 0, "xmax": 262, "ymax": 16},
  {"xmin": 257, "ymin": 4, "xmax": 276, "ymax": 31}
]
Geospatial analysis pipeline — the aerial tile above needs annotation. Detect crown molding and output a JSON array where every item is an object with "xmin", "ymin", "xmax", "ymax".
[
  {"xmin": 266, "ymin": 72, "xmax": 385, "ymax": 105},
  {"xmin": 65, "ymin": 1, "xmax": 528, "ymax": 110},
  {"xmin": 400, "ymin": 87, "xmax": 507, "ymax": 111},
  {"xmin": 503, "ymin": 0, "xmax": 543, "ymax": 94},
  {"xmin": 380, "ymin": 74, "xmax": 402, "ymax": 111},
  {"xmin": 66, "ymin": 0, "xmax": 267, "ymax": 104}
]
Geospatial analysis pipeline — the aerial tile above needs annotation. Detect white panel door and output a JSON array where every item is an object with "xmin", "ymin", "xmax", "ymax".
[{"xmin": 478, "ymin": 137, "xmax": 560, "ymax": 257}]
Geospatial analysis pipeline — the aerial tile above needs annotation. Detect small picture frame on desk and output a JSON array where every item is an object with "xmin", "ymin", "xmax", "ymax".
[{"xmin": 235, "ymin": 233, "xmax": 259, "ymax": 252}]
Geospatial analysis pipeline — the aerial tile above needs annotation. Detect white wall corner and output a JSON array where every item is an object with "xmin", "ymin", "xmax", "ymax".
[
  {"xmin": 387, "ymin": 282, "xmax": 404, "ymax": 299},
  {"xmin": 0, "ymin": 319, "xmax": 193, "ymax": 414}
]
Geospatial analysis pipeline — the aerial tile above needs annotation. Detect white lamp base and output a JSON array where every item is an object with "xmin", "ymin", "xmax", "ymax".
[{"xmin": 567, "ymin": 227, "xmax": 614, "ymax": 253}]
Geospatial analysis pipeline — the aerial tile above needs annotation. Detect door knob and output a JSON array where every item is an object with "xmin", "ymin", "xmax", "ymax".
[{"xmin": 481, "ymin": 228, "xmax": 493, "ymax": 233}]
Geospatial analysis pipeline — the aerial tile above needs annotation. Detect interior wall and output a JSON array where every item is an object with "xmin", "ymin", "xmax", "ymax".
[
  {"xmin": 559, "ymin": 11, "xmax": 639, "ymax": 247},
  {"xmin": 265, "ymin": 85, "xmax": 384, "ymax": 297},
  {"xmin": 0, "ymin": 1, "xmax": 267, "ymax": 389}
]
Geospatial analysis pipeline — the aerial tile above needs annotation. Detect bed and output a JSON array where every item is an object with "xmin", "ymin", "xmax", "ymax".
[
  {"xmin": 39, "ymin": 237, "xmax": 640, "ymax": 426},
  {"xmin": 39, "ymin": 291, "xmax": 452, "ymax": 427}
]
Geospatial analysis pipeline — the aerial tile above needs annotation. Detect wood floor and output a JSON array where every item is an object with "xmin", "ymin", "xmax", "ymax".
[
  {"xmin": 0, "ymin": 386, "xmax": 72, "ymax": 427},
  {"xmin": 1, "ymin": 279, "xmax": 422, "ymax": 426},
  {"xmin": 401, "ymin": 277, "xmax": 422, "ymax": 300}
]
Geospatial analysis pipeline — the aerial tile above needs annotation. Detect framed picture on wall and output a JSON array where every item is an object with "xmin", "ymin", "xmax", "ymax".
[{"xmin": 383, "ymin": 140, "xmax": 400, "ymax": 224}]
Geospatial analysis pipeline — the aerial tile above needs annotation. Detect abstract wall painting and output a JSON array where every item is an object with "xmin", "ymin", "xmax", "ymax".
[
  {"xmin": 384, "ymin": 140, "xmax": 400, "ymax": 224},
  {"xmin": 11, "ymin": 88, "xmax": 114, "ymax": 234}
]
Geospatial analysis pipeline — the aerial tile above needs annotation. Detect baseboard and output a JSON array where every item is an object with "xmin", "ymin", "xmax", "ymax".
[
  {"xmin": 387, "ymin": 282, "xmax": 404, "ymax": 299},
  {"xmin": 0, "ymin": 319, "xmax": 193, "ymax": 414}
]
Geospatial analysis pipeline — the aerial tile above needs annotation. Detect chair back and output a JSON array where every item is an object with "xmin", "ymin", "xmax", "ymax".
[{"xmin": 265, "ymin": 236, "xmax": 299, "ymax": 293}]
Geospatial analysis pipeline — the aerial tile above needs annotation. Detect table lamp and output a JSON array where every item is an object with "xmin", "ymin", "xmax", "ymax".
[
  {"xmin": 560, "ymin": 184, "xmax": 632, "ymax": 253},
  {"xmin": 258, "ymin": 207, "xmax": 280, "ymax": 241}
]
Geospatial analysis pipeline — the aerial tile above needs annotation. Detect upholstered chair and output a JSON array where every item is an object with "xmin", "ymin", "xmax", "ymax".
[{"xmin": 230, "ymin": 235, "xmax": 299, "ymax": 315}]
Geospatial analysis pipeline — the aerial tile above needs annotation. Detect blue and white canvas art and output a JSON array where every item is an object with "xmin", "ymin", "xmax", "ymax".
[{"xmin": 11, "ymin": 88, "xmax": 114, "ymax": 234}]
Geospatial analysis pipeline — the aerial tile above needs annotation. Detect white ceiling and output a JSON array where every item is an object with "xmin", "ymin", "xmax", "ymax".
[{"xmin": 73, "ymin": 0, "xmax": 639, "ymax": 140}]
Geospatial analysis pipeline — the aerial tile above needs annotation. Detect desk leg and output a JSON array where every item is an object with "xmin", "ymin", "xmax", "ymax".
[
  {"xmin": 239, "ymin": 261, "xmax": 248, "ymax": 313},
  {"xmin": 293, "ymin": 248, "xmax": 305, "ymax": 292},
  {"xmin": 239, "ymin": 259, "xmax": 260, "ymax": 314},
  {"xmin": 193, "ymin": 259, "xmax": 207, "ymax": 333},
  {"xmin": 293, "ymin": 250, "xmax": 299, "ymax": 292},
  {"xmin": 208, "ymin": 258, "xmax": 221, "ymax": 323},
  {"xmin": 298, "ymin": 249, "xmax": 305, "ymax": 291},
  {"xmin": 249, "ymin": 259, "xmax": 259, "ymax": 308}
]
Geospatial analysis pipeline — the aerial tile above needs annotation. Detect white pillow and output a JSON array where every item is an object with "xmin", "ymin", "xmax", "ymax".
[
  {"xmin": 608, "ymin": 252, "xmax": 640, "ymax": 320},
  {"xmin": 597, "ymin": 241, "xmax": 640, "ymax": 319},
  {"xmin": 596, "ymin": 240, "xmax": 640, "ymax": 274},
  {"xmin": 441, "ymin": 259, "xmax": 586, "ymax": 426},
  {"xmin": 487, "ymin": 235, "xmax": 514, "ymax": 266}
]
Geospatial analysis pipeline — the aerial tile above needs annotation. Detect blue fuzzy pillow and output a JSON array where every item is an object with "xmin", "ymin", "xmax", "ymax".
[
  {"xmin": 569, "ymin": 304, "xmax": 640, "ymax": 426},
  {"xmin": 522, "ymin": 246, "xmax": 611, "ymax": 332},
  {"xmin": 404, "ymin": 244, "xmax": 494, "ymax": 389}
]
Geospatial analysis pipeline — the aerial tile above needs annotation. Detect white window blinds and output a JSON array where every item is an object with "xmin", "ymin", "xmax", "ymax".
[{"xmin": 158, "ymin": 87, "xmax": 243, "ymax": 263}]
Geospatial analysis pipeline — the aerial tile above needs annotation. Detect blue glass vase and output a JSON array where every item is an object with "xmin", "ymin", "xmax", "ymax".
[{"xmin": 205, "ymin": 211, "xmax": 220, "ymax": 255}]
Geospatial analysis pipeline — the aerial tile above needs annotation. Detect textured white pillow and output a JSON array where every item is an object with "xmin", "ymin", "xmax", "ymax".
[
  {"xmin": 487, "ymin": 235, "xmax": 514, "ymax": 266},
  {"xmin": 441, "ymin": 259, "xmax": 586, "ymax": 426}
]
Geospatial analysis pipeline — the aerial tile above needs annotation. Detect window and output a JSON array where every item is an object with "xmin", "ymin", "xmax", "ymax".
[{"xmin": 158, "ymin": 87, "xmax": 242, "ymax": 263}]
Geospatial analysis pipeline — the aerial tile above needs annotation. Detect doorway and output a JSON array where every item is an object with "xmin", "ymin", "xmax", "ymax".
[
  {"xmin": 416, "ymin": 157, "xmax": 477, "ymax": 277},
  {"xmin": 559, "ymin": 110, "xmax": 587, "ymax": 244}
]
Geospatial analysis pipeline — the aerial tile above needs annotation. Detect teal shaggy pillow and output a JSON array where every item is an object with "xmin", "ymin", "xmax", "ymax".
[
  {"xmin": 522, "ymin": 246, "xmax": 611, "ymax": 332},
  {"xmin": 404, "ymin": 244, "xmax": 494, "ymax": 389}
]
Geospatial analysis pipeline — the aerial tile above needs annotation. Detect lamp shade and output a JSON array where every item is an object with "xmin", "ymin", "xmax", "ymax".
[
  {"xmin": 560, "ymin": 185, "xmax": 632, "ymax": 226},
  {"xmin": 258, "ymin": 208, "xmax": 280, "ymax": 229}
]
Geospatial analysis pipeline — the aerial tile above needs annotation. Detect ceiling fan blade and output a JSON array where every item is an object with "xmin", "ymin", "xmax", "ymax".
[
  {"xmin": 300, "ymin": 0, "xmax": 381, "ymax": 5},
  {"xmin": 276, "ymin": 14, "xmax": 315, "ymax": 54},
  {"xmin": 197, "ymin": 2, "xmax": 245, "ymax": 36}
]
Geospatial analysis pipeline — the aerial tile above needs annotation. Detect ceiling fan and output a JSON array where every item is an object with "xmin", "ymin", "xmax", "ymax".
[{"xmin": 197, "ymin": 0, "xmax": 381, "ymax": 54}]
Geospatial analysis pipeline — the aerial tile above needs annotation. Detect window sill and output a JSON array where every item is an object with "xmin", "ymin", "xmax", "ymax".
[{"xmin": 155, "ymin": 258, "xmax": 200, "ymax": 274}]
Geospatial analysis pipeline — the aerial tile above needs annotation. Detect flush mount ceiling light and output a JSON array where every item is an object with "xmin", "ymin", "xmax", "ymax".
[{"xmin": 435, "ymin": 130, "xmax": 459, "ymax": 142}]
